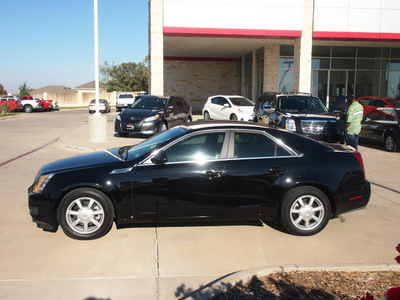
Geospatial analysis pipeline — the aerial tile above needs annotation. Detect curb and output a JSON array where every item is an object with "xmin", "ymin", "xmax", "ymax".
[{"xmin": 185, "ymin": 263, "xmax": 400, "ymax": 300}]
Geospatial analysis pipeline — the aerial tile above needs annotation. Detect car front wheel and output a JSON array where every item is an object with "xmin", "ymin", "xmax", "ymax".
[
  {"xmin": 280, "ymin": 186, "xmax": 330, "ymax": 236},
  {"xmin": 57, "ymin": 188, "xmax": 114, "ymax": 240},
  {"xmin": 157, "ymin": 122, "xmax": 167, "ymax": 132},
  {"xmin": 385, "ymin": 134, "xmax": 398, "ymax": 152}
]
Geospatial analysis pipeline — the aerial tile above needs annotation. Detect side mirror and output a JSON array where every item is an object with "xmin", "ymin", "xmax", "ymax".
[
  {"xmin": 151, "ymin": 151, "xmax": 167, "ymax": 164},
  {"xmin": 223, "ymin": 103, "xmax": 230, "ymax": 108},
  {"xmin": 263, "ymin": 106, "xmax": 274, "ymax": 113}
]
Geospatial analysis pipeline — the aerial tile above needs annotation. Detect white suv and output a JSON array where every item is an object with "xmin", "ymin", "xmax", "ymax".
[
  {"xmin": 202, "ymin": 95, "xmax": 255, "ymax": 121},
  {"xmin": 116, "ymin": 93, "xmax": 135, "ymax": 111}
]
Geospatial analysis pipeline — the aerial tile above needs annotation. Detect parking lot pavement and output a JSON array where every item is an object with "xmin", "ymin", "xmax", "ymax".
[{"xmin": 1, "ymin": 111, "xmax": 399, "ymax": 300}]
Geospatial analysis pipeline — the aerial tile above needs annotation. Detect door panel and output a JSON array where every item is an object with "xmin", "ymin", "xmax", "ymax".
[{"xmin": 132, "ymin": 161, "xmax": 225, "ymax": 220}]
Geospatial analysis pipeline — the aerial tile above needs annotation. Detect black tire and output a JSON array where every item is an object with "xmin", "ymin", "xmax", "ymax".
[
  {"xmin": 24, "ymin": 105, "xmax": 33, "ymax": 113},
  {"xmin": 204, "ymin": 111, "xmax": 211, "ymax": 120},
  {"xmin": 385, "ymin": 134, "xmax": 398, "ymax": 152},
  {"xmin": 157, "ymin": 122, "xmax": 167, "ymax": 133},
  {"xmin": 57, "ymin": 188, "xmax": 114, "ymax": 240},
  {"xmin": 118, "ymin": 132, "xmax": 129, "ymax": 137},
  {"xmin": 230, "ymin": 114, "xmax": 238, "ymax": 120},
  {"xmin": 280, "ymin": 186, "xmax": 331, "ymax": 236}
]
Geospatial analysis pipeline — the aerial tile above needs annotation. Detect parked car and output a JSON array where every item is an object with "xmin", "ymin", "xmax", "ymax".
[
  {"xmin": 254, "ymin": 92, "xmax": 339, "ymax": 142},
  {"xmin": 358, "ymin": 97, "xmax": 400, "ymax": 116},
  {"xmin": 360, "ymin": 108, "xmax": 400, "ymax": 152},
  {"xmin": 20, "ymin": 96, "xmax": 44, "ymax": 113},
  {"xmin": 115, "ymin": 95, "xmax": 192, "ymax": 136},
  {"xmin": 28, "ymin": 121, "xmax": 370, "ymax": 240},
  {"xmin": 35, "ymin": 98, "xmax": 58, "ymax": 111},
  {"xmin": 202, "ymin": 95, "xmax": 255, "ymax": 121},
  {"xmin": 116, "ymin": 93, "xmax": 135, "ymax": 111},
  {"xmin": 0, "ymin": 95, "xmax": 23, "ymax": 111},
  {"xmin": 88, "ymin": 99, "xmax": 111, "ymax": 114}
]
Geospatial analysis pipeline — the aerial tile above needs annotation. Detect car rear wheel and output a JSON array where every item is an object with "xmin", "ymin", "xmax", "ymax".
[
  {"xmin": 385, "ymin": 134, "xmax": 398, "ymax": 152},
  {"xmin": 24, "ymin": 105, "xmax": 33, "ymax": 113},
  {"xmin": 204, "ymin": 111, "xmax": 210, "ymax": 120},
  {"xmin": 230, "ymin": 114, "xmax": 238, "ymax": 120},
  {"xmin": 280, "ymin": 186, "xmax": 330, "ymax": 236},
  {"xmin": 57, "ymin": 188, "xmax": 114, "ymax": 240}
]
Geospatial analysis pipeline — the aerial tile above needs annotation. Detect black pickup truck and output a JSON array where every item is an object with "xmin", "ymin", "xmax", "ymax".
[{"xmin": 254, "ymin": 92, "xmax": 339, "ymax": 143}]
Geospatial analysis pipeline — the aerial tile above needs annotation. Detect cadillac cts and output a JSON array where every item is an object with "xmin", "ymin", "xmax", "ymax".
[{"xmin": 28, "ymin": 122, "xmax": 370, "ymax": 240}]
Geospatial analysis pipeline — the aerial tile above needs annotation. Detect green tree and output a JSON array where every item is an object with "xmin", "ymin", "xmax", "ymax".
[
  {"xmin": 19, "ymin": 82, "xmax": 30, "ymax": 96},
  {"xmin": 0, "ymin": 83, "xmax": 7, "ymax": 95},
  {"xmin": 100, "ymin": 59, "xmax": 148, "ymax": 92}
]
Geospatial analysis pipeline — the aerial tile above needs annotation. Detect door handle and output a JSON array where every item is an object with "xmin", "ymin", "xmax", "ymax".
[{"xmin": 203, "ymin": 170, "xmax": 222, "ymax": 180}]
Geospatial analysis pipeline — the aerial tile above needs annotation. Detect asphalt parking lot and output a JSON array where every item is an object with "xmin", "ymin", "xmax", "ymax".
[{"xmin": 0, "ymin": 109, "xmax": 399, "ymax": 300}]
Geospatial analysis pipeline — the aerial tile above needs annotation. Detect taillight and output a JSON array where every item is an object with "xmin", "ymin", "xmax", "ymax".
[{"xmin": 352, "ymin": 152, "xmax": 366, "ymax": 180}]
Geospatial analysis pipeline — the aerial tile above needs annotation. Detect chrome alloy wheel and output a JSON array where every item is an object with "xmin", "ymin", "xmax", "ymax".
[
  {"xmin": 289, "ymin": 195, "xmax": 325, "ymax": 231},
  {"xmin": 65, "ymin": 197, "xmax": 105, "ymax": 234}
]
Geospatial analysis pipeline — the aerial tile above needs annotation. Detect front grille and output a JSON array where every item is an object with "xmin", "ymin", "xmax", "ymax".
[{"xmin": 301, "ymin": 120, "xmax": 335, "ymax": 134}]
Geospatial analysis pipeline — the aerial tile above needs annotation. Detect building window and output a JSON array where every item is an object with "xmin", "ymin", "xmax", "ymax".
[
  {"xmin": 255, "ymin": 48, "xmax": 264, "ymax": 101},
  {"xmin": 279, "ymin": 45, "xmax": 294, "ymax": 92},
  {"xmin": 244, "ymin": 53, "xmax": 253, "ymax": 99},
  {"xmin": 236, "ymin": 58, "xmax": 242, "ymax": 95}
]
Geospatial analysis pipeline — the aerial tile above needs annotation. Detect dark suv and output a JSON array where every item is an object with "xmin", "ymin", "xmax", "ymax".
[
  {"xmin": 115, "ymin": 95, "xmax": 192, "ymax": 137},
  {"xmin": 254, "ymin": 92, "xmax": 339, "ymax": 142}
]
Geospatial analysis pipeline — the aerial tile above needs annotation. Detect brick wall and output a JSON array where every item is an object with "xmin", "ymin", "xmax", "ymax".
[{"xmin": 164, "ymin": 60, "xmax": 237, "ymax": 114}]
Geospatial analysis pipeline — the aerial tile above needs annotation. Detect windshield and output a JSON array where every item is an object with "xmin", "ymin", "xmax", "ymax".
[
  {"xmin": 278, "ymin": 96, "xmax": 328, "ymax": 114},
  {"xmin": 125, "ymin": 126, "xmax": 190, "ymax": 159},
  {"xmin": 130, "ymin": 96, "xmax": 167, "ymax": 110},
  {"xmin": 229, "ymin": 97, "xmax": 255, "ymax": 106},
  {"xmin": 386, "ymin": 98, "xmax": 400, "ymax": 107}
]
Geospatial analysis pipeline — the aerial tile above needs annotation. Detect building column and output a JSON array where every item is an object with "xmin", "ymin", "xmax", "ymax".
[
  {"xmin": 149, "ymin": 0, "xmax": 164, "ymax": 95},
  {"xmin": 294, "ymin": 0, "xmax": 314, "ymax": 93},
  {"xmin": 263, "ymin": 44, "xmax": 280, "ymax": 92}
]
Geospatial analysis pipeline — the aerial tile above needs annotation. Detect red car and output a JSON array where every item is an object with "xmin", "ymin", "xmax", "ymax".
[
  {"xmin": 35, "ymin": 98, "xmax": 59, "ymax": 111},
  {"xmin": 358, "ymin": 97, "xmax": 400, "ymax": 116},
  {"xmin": 0, "ymin": 95, "xmax": 23, "ymax": 111}
]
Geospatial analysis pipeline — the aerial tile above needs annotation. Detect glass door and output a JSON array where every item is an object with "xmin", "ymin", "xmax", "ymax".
[{"xmin": 328, "ymin": 71, "xmax": 347, "ymax": 111}]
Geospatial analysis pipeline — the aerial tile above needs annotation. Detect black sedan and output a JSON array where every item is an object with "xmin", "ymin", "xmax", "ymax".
[
  {"xmin": 29, "ymin": 122, "xmax": 370, "ymax": 240},
  {"xmin": 360, "ymin": 108, "xmax": 400, "ymax": 152},
  {"xmin": 114, "ymin": 95, "xmax": 192, "ymax": 136}
]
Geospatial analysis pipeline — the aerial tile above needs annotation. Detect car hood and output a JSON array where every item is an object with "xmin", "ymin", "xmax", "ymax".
[
  {"xmin": 40, "ymin": 148, "xmax": 125, "ymax": 174},
  {"xmin": 121, "ymin": 109, "xmax": 162, "ymax": 121},
  {"xmin": 283, "ymin": 112, "xmax": 337, "ymax": 121}
]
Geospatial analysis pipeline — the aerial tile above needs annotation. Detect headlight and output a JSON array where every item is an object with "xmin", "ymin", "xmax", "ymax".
[
  {"xmin": 33, "ymin": 174, "xmax": 54, "ymax": 194},
  {"xmin": 144, "ymin": 115, "xmax": 160, "ymax": 122},
  {"xmin": 116, "ymin": 114, "xmax": 121, "ymax": 121},
  {"xmin": 285, "ymin": 118, "xmax": 296, "ymax": 131}
]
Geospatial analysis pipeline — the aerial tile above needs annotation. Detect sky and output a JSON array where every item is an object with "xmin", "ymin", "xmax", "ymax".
[{"xmin": 0, "ymin": 0, "xmax": 149, "ymax": 94}]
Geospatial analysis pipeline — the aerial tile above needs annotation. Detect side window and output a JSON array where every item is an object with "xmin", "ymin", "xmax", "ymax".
[
  {"xmin": 234, "ymin": 132, "xmax": 292, "ymax": 158},
  {"xmin": 372, "ymin": 99, "xmax": 386, "ymax": 107},
  {"xmin": 359, "ymin": 98, "xmax": 371, "ymax": 106},
  {"xmin": 211, "ymin": 97, "xmax": 219, "ymax": 105},
  {"xmin": 165, "ymin": 132, "xmax": 226, "ymax": 163},
  {"xmin": 218, "ymin": 98, "xmax": 229, "ymax": 106},
  {"xmin": 175, "ymin": 97, "xmax": 183, "ymax": 107},
  {"xmin": 167, "ymin": 98, "xmax": 177, "ymax": 109}
]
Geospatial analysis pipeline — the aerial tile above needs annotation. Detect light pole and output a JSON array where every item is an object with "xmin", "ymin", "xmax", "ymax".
[{"xmin": 89, "ymin": 0, "xmax": 108, "ymax": 143}]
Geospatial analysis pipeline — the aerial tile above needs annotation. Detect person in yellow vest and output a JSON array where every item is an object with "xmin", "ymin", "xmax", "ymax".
[{"xmin": 345, "ymin": 94, "xmax": 364, "ymax": 151}]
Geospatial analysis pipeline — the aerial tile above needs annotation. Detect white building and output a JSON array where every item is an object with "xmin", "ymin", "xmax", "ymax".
[{"xmin": 149, "ymin": 0, "xmax": 400, "ymax": 112}]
